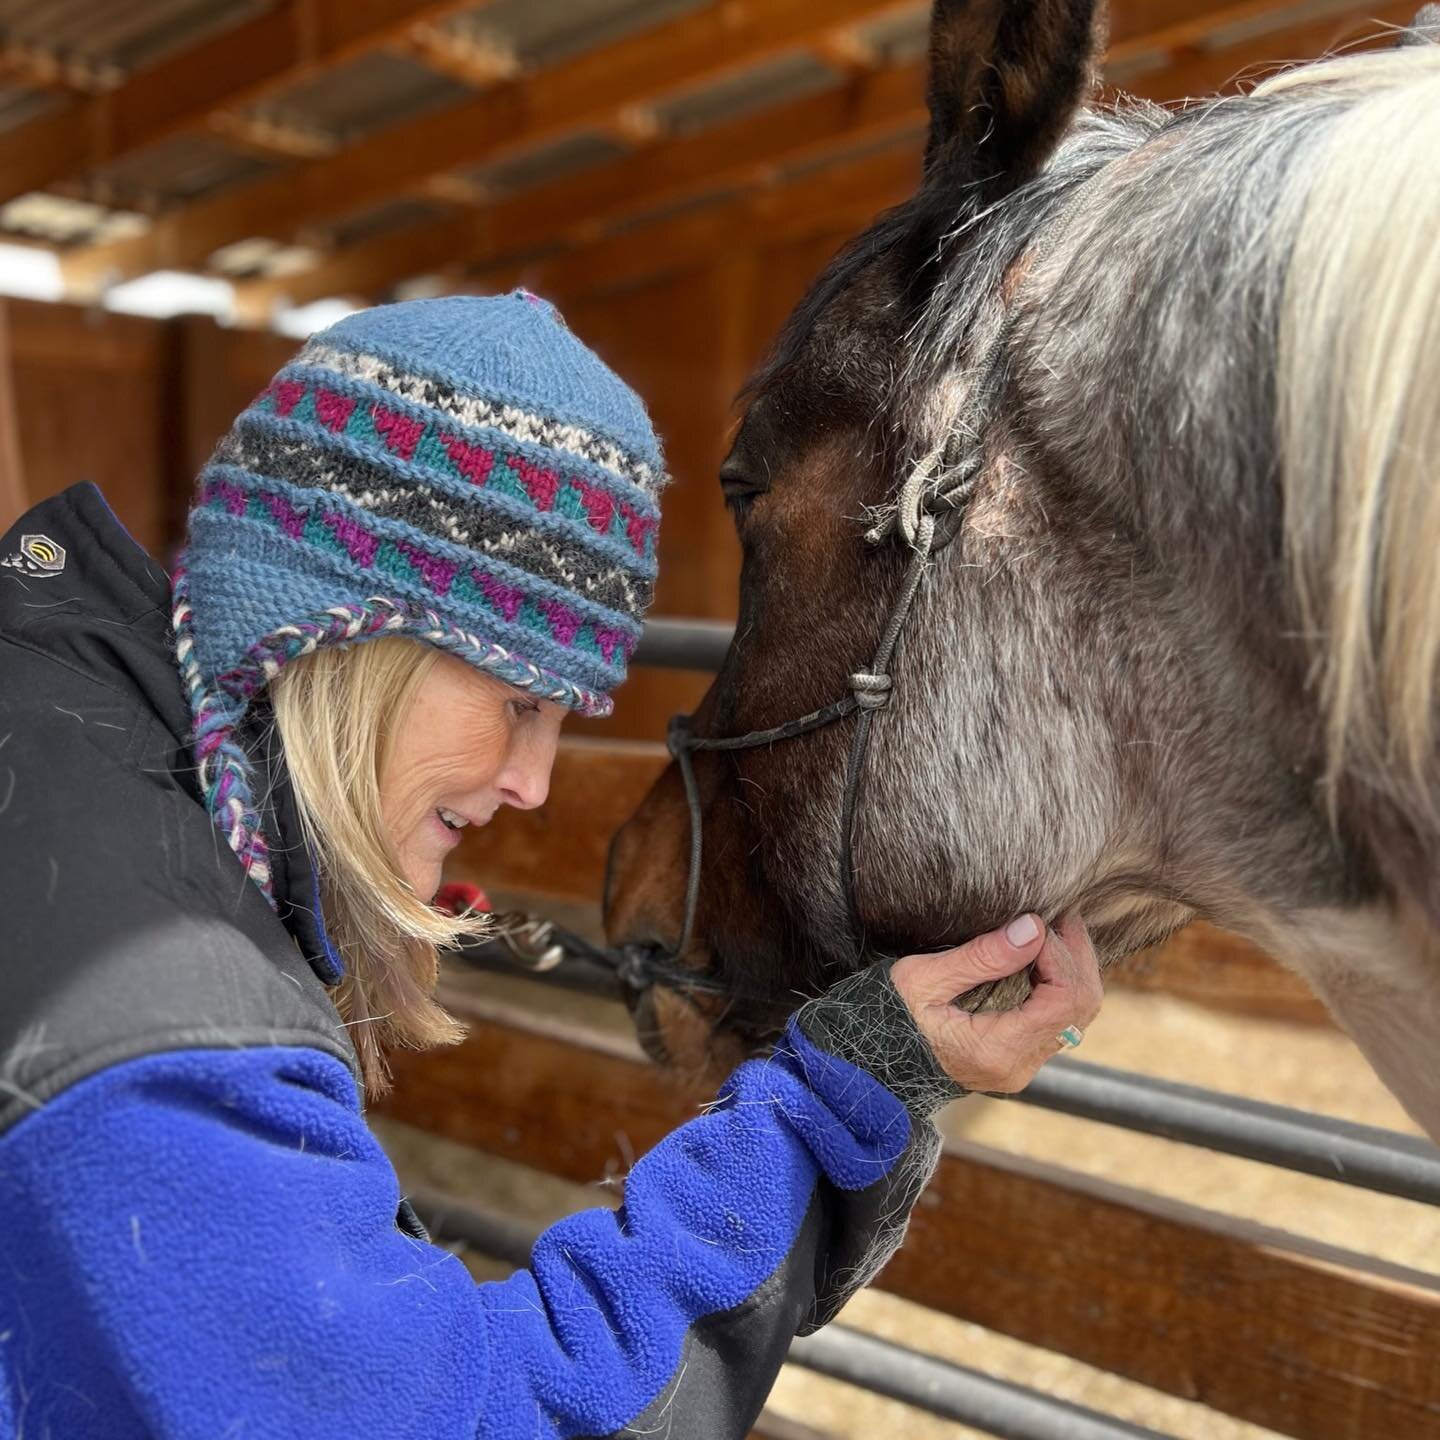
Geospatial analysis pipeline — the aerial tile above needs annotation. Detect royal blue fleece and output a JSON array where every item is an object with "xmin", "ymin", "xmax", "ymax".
[{"xmin": 0, "ymin": 1021, "xmax": 910, "ymax": 1440}]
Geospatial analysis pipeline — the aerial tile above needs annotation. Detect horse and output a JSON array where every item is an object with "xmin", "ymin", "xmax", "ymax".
[{"xmin": 603, "ymin": 0, "xmax": 1440, "ymax": 1141}]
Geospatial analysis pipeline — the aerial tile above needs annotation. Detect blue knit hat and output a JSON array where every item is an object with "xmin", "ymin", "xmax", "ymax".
[{"xmin": 173, "ymin": 290, "xmax": 666, "ymax": 902}]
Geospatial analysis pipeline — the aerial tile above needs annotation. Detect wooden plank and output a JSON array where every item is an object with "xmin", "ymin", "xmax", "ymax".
[
  {"xmin": 452, "ymin": 736, "xmax": 668, "ymax": 907},
  {"xmin": 233, "ymin": 57, "xmax": 930, "ymax": 316},
  {"xmin": 1114, "ymin": 921, "xmax": 1333, "ymax": 1026},
  {"xmin": 752, "ymin": 1415, "xmax": 833, "ymax": 1440},
  {"xmin": 0, "ymin": 0, "xmax": 480, "ymax": 208},
  {"xmin": 380, "ymin": 997, "xmax": 1440, "ymax": 1438},
  {"xmin": 60, "ymin": 0, "xmax": 917, "ymax": 291}
]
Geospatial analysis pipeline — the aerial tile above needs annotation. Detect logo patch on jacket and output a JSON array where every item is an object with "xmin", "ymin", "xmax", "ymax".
[{"xmin": 1, "ymin": 533, "xmax": 66, "ymax": 579}]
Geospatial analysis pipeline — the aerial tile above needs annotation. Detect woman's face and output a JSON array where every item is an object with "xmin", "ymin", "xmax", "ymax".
[{"xmin": 380, "ymin": 652, "xmax": 566, "ymax": 902}]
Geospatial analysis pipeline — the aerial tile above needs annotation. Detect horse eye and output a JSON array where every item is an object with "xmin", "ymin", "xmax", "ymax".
[{"xmin": 719, "ymin": 460, "xmax": 767, "ymax": 512}]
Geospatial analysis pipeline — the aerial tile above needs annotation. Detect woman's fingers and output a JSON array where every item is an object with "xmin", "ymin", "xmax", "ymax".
[
  {"xmin": 890, "ymin": 913, "xmax": 1047, "ymax": 1010},
  {"xmin": 891, "ymin": 911, "xmax": 1103, "ymax": 1094},
  {"xmin": 1008, "ymin": 912, "xmax": 1103, "ymax": 1032}
]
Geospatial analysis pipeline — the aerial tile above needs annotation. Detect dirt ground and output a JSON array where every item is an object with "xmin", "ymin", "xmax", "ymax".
[{"xmin": 374, "ymin": 982, "xmax": 1437, "ymax": 1439}]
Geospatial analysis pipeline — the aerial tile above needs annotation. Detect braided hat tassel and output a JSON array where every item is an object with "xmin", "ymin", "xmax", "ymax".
[{"xmin": 172, "ymin": 566, "xmax": 274, "ymax": 904}]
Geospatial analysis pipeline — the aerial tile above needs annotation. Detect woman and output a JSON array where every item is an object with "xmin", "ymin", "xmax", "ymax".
[{"xmin": 0, "ymin": 292, "xmax": 1102, "ymax": 1439}]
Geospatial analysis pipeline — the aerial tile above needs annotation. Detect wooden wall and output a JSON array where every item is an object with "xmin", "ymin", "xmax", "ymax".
[
  {"xmin": 3, "ymin": 226, "xmax": 847, "ymax": 737},
  {"xmin": 2, "ymin": 299, "xmax": 297, "ymax": 562},
  {"xmin": 563, "ymin": 225, "xmax": 864, "ymax": 739},
  {"xmin": 5, "ymin": 299, "xmax": 177, "ymax": 554},
  {"xmin": 0, "ymin": 224, "xmax": 859, "ymax": 740}
]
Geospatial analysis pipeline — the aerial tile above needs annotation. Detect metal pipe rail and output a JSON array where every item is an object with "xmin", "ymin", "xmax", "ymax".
[
  {"xmin": 1017, "ymin": 1056, "xmax": 1440, "ymax": 1205},
  {"xmin": 632, "ymin": 615, "xmax": 734, "ymax": 670},
  {"xmin": 408, "ymin": 1190, "xmax": 1170, "ymax": 1440},
  {"xmin": 791, "ymin": 1329, "xmax": 1168, "ymax": 1440}
]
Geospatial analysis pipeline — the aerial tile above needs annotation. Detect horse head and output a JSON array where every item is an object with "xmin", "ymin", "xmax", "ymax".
[{"xmin": 605, "ymin": 0, "xmax": 1440, "ymax": 1123}]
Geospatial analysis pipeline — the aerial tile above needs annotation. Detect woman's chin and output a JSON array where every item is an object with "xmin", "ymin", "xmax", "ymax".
[
  {"xmin": 398, "ymin": 853, "xmax": 446, "ymax": 907},
  {"xmin": 400, "ymin": 814, "xmax": 465, "ymax": 902}
]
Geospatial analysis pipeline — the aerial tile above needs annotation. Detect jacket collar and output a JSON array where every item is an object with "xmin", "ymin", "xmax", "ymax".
[{"xmin": 3, "ymin": 483, "xmax": 345, "ymax": 986}]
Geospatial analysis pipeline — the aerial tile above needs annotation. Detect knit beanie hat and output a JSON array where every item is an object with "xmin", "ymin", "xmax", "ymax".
[{"xmin": 172, "ymin": 290, "xmax": 666, "ymax": 903}]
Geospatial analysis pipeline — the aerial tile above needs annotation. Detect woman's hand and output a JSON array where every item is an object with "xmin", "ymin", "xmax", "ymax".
[{"xmin": 890, "ymin": 911, "xmax": 1102, "ymax": 1093}]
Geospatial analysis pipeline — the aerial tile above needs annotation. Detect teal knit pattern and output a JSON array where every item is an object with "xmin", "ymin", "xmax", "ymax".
[{"xmin": 173, "ymin": 291, "xmax": 666, "ymax": 905}]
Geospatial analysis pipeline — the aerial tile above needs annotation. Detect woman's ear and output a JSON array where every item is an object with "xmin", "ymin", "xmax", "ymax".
[{"xmin": 922, "ymin": 0, "xmax": 1108, "ymax": 197}]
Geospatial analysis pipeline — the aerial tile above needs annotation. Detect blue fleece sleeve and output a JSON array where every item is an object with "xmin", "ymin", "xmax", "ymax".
[{"xmin": 0, "ymin": 1023, "xmax": 928, "ymax": 1440}]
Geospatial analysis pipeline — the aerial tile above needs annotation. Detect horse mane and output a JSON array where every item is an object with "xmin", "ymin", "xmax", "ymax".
[
  {"xmin": 895, "ymin": 37, "xmax": 1440, "ymax": 826},
  {"xmin": 1264, "ymin": 45, "xmax": 1440, "ymax": 811}
]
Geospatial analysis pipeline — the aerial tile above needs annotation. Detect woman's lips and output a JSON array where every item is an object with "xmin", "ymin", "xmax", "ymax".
[{"xmin": 429, "ymin": 807, "xmax": 496, "ymax": 847}]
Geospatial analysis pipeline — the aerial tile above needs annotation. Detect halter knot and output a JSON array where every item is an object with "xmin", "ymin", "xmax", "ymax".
[{"xmin": 850, "ymin": 672, "xmax": 893, "ymax": 710}]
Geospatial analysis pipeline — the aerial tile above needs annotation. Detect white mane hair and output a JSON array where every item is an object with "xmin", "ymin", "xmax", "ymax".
[{"xmin": 1264, "ymin": 44, "xmax": 1440, "ymax": 814}]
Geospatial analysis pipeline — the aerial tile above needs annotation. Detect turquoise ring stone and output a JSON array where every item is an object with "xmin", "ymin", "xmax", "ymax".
[{"xmin": 1056, "ymin": 1025, "xmax": 1084, "ymax": 1050}]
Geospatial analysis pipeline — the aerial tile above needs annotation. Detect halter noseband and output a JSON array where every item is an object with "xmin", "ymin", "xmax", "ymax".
[{"xmin": 476, "ymin": 454, "xmax": 962, "ymax": 1010}]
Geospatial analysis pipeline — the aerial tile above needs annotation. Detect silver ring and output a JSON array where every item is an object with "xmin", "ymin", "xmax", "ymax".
[{"xmin": 1056, "ymin": 1025, "xmax": 1084, "ymax": 1050}]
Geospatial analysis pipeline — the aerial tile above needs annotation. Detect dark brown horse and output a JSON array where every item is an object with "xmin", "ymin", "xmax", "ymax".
[{"xmin": 605, "ymin": 0, "xmax": 1440, "ymax": 1138}]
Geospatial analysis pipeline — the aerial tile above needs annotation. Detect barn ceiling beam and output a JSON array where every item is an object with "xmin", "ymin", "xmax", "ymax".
[
  {"xmin": 811, "ymin": 30, "xmax": 885, "ymax": 79},
  {"xmin": 228, "ymin": 0, "xmax": 1402, "ymax": 321},
  {"xmin": 478, "ymin": 137, "xmax": 924, "ymax": 302},
  {"xmin": 397, "ymin": 20, "xmax": 520, "ymax": 88},
  {"xmin": 232, "ymin": 56, "xmax": 931, "ymax": 322},
  {"xmin": 207, "ymin": 111, "xmax": 340, "ymax": 163},
  {"xmin": 60, "ymin": 0, "xmax": 923, "ymax": 295},
  {"xmin": 0, "ymin": 40, "xmax": 120, "ymax": 96},
  {"xmin": 0, "ymin": 0, "xmax": 483, "ymax": 209},
  {"xmin": 452, "ymin": 0, "xmax": 1422, "ymax": 309},
  {"xmin": 1119, "ymin": 0, "xmax": 1419, "ymax": 98}
]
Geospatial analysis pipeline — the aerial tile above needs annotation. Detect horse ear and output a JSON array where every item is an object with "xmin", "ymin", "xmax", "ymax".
[
  {"xmin": 922, "ymin": 0, "xmax": 1107, "ymax": 196},
  {"xmin": 1397, "ymin": 3, "xmax": 1440, "ymax": 44}
]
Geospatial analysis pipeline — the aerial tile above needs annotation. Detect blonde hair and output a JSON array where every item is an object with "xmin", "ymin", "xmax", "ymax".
[
  {"xmin": 1269, "ymin": 42, "xmax": 1440, "ymax": 813},
  {"xmin": 269, "ymin": 636, "xmax": 492, "ymax": 1095}
]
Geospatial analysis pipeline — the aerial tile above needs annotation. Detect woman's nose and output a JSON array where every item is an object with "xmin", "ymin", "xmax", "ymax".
[{"xmin": 497, "ymin": 729, "xmax": 557, "ymax": 811}]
